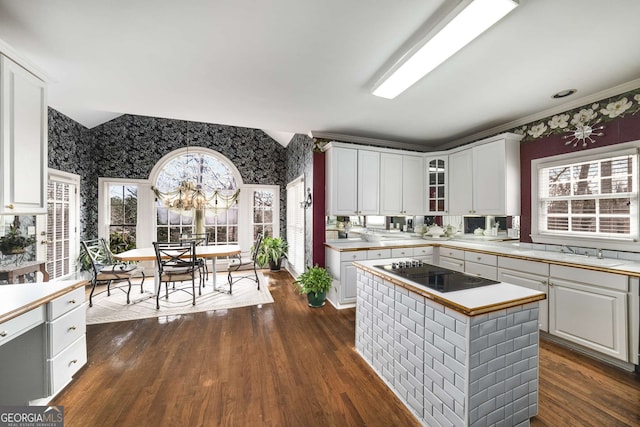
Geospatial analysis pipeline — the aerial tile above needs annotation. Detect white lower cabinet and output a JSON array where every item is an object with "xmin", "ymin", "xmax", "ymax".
[
  {"xmin": 436, "ymin": 247, "xmax": 465, "ymax": 272},
  {"xmin": 464, "ymin": 251, "xmax": 497, "ymax": 280},
  {"xmin": 46, "ymin": 287, "xmax": 87, "ymax": 398},
  {"xmin": 326, "ymin": 246, "xmax": 435, "ymax": 306},
  {"xmin": 549, "ymin": 265, "xmax": 628, "ymax": 362},
  {"xmin": 498, "ymin": 257, "xmax": 550, "ymax": 331}
]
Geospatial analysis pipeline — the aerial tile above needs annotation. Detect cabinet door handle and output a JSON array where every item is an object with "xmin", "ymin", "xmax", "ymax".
[
  {"xmin": 540, "ymin": 280, "xmax": 548, "ymax": 286},
  {"xmin": 477, "ymin": 256, "xmax": 482, "ymax": 261},
  {"xmin": 0, "ymin": 331, "xmax": 7, "ymax": 337},
  {"xmin": 6, "ymin": 204, "xmax": 14, "ymax": 209},
  {"xmin": 548, "ymin": 282, "xmax": 554, "ymax": 287},
  {"xmin": 68, "ymin": 326, "xmax": 77, "ymax": 331},
  {"xmin": 69, "ymin": 299, "xmax": 76, "ymax": 304},
  {"xmin": 352, "ymin": 255, "xmax": 357, "ymax": 259},
  {"xmin": 69, "ymin": 359, "xmax": 78, "ymax": 366}
]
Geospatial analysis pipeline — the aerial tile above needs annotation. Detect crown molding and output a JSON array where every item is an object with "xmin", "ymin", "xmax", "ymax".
[
  {"xmin": 309, "ymin": 131, "xmax": 432, "ymax": 152},
  {"xmin": 435, "ymin": 78, "xmax": 640, "ymax": 150}
]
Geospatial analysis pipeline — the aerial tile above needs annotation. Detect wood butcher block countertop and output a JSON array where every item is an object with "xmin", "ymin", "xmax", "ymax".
[
  {"xmin": 0, "ymin": 280, "xmax": 87, "ymax": 324},
  {"xmin": 354, "ymin": 259, "xmax": 546, "ymax": 316}
]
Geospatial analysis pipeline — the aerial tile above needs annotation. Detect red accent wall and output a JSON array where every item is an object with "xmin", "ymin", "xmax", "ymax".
[
  {"xmin": 312, "ymin": 151, "xmax": 326, "ymax": 267},
  {"xmin": 520, "ymin": 113, "xmax": 640, "ymax": 242}
]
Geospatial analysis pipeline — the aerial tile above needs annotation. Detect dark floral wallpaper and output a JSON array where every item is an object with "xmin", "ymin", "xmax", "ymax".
[
  {"xmin": 47, "ymin": 111, "xmax": 288, "ymax": 241},
  {"xmin": 285, "ymin": 134, "xmax": 315, "ymax": 269}
]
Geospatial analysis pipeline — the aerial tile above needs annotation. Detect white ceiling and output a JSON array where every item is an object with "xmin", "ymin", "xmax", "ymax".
[{"xmin": 0, "ymin": 0, "xmax": 639, "ymax": 150}]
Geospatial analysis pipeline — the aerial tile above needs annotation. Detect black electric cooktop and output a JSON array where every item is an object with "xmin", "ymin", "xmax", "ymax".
[{"xmin": 375, "ymin": 260, "xmax": 500, "ymax": 293}]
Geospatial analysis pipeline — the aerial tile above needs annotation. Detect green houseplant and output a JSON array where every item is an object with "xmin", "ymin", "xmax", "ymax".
[
  {"xmin": 256, "ymin": 236, "xmax": 288, "ymax": 271},
  {"xmin": 0, "ymin": 225, "xmax": 36, "ymax": 256},
  {"xmin": 294, "ymin": 265, "xmax": 333, "ymax": 308}
]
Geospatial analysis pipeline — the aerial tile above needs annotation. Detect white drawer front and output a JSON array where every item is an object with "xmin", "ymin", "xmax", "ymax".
[
  {"xmin": 367, "ymin": 249, "xmax": 392, "ymax": 260},
  {"xmin": 48, "ymin": 304, "xmax": 87, "ymax": 356},
  {"xmin": 465, "ymin": 261, "xmax": 498, "ymax": 280},
  {"xmin": 48, "ymin": 287, "xmax": 85, "ymax": 321},
  {"xmin": 498, "ymin": 257, "xmax": 549, "ymax": 276},
  {"xmin": 439, "ymin": 247, "xmax": 465, "ymax": 260},
  {"xmin": 439, "ymin": 256, "xmax": 464, "ymax": 273},
  {"xmin": 49, "ymin": 335, "xmax": 87, "ymax": 394},
  {"xmin": 413, "ymin": 246, "xmax": 433, "ymax": 258},
  {"xmin": 550, "ymin": 265, "xmax": 627, "ymax": 291},
  {"xmin": 339, "ymin": 251, "xmax": 367, "ymax": 262},
  {"xmin": 464, "ymin": 251, "xmax": 497, "ymax": 266},
  {"xmin": 0, "ymin": 306, "xmax": 45, "ymax": 347},
  {"xmin": 391, "ymin": 247, "xmax": 413, "ymax": 258}
]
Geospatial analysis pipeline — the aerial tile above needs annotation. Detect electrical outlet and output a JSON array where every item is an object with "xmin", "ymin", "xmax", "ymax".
[{"xmin": 27, "ymin": 226, "xmax": 36, "ymax": 235}]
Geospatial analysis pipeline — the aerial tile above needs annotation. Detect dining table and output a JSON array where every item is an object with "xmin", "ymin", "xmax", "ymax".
[{"xmin": 114, "ymin": 244, "xmax": 241, "ymax": 291}]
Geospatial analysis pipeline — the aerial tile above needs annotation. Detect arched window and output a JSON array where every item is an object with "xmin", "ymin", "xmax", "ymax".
[{"xmin": 152, "ymin": 148, "xmax": 242, "ymax": 243}]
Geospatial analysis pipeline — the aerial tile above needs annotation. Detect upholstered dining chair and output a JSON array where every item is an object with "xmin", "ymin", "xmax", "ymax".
[
  {"xmin": 227, "ymin": 233, "xmax": 263, "ymax": 291},
  {"xmin": 81, "ymin": 238, "xmax": 146, "ymax": 307},
  {"xmin": 153, "ymin": 241, "xmax": 202, "ymax": 309}
]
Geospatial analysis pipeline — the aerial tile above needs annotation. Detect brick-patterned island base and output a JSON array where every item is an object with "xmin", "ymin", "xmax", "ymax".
[{"xmin": 355, "ymin": 262, "xmax": 544, "ymax": 427}]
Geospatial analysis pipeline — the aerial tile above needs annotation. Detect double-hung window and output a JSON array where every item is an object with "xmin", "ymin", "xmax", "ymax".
[{"xmin": 533, "ymin": 147, "xmax": 638, "ymax": 248}]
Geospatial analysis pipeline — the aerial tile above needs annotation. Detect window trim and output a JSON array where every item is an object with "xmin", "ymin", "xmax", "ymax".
[
  {"xmin": 97, "ymin": 148, "xmax": 279, "ymax": 254},
  {"xmin": 531, "ymin": 140, "xmax": 640, "ymax": 251}
]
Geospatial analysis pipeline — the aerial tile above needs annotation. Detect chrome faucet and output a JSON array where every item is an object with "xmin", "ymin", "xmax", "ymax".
[{"xmin": 561, "ymin": 245, "xmax": 576, "ymax": 254}]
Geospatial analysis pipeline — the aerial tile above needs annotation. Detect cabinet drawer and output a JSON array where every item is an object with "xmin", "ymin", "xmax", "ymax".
[
  {"xmin": 367, "ymin": 249, "xmax": 392, "ymax": 260},
  {"xmin": 391, "ymin": 247, "xmax": 413, "ymax": 258},
  {"xmin": 465, "ymin": 261, "xmax": 498, "ymax": 280},
  {"xmin": 439, "ymin": 247, "xmax": 464, "ymax": 260},
  {"xmin": 48, "ymin": 287, "xmax": 85, "ymax": 321},
  {"xmin": 550, "ymin": 265, "xmax": 627, "ymax": 292},
  {"xmin": 0, "ymin": 306, "xmax": 45, "ymax": 347},
  {"xmin": 413, "ymin": 246, "xmax": 433, "ymax": 258},
  {"xmin": 49, "ymin": 335, "xmax": 87, "ymax": 394},
  {"xmin": 48, "ymin": 304, "xmax": 87, "ymax": 356},
  {"xmin": 464, "ymin": 251, "xmax": 497, "ymax": 266},
  {"xmin": 340, "ymin": 251, "xmax": 367, "ymax": 263},
  {"xmin": 439, "ymin": 256, "xmax": 464, "ymax": 273},
  {"xmin": 498, "ymin": 257, "xmax": 549, "ymax": 276}
]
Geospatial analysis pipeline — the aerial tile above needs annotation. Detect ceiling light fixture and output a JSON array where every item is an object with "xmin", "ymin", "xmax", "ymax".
[{"xmin": 371, "ymin": 0, "xmax": 519, "ymax": 99}]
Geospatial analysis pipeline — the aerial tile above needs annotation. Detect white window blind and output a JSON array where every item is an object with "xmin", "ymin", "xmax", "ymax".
[{"xmin": 538, "ymin": 151, "xmax": 638, "ymax": 240}]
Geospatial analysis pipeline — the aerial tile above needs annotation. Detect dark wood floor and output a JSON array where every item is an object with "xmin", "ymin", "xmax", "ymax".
[{"xmin": 56, "ymin": 271, "xmax": 640, "ymax": 426}]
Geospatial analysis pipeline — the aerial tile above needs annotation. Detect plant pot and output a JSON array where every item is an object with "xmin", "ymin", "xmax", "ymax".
[
  {"xmin": 1, "ymin": 247, "xmax": 25, "ymax": 256},
  {"xmin": 269, "ymin": 258, "xmax": 283, "ymax": 272},
  {"xmin": 306, "ymin": 291, "xmax": 326, "ymax": 308}
]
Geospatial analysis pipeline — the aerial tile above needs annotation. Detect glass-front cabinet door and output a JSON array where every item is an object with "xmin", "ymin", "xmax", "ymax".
[{"xmin": 426, "ymin": 156, "xmax": 447, "ymax": 214}]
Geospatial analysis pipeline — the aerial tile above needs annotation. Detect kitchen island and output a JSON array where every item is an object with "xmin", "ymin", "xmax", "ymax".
[{"xmin": 354, "ymin": 259, "xmax": 546, "ymax": 427}]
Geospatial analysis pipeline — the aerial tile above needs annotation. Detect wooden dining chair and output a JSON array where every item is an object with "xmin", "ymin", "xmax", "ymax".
[
  {"xmin": 153, "ymin": 241, "xmax": 202, "ymax": 309},
  {"xmin": 81, "ymin": 238, "xmax": 145, "ymax": 307}
]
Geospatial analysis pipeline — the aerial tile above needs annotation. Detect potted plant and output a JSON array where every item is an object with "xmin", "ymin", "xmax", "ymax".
[
  {"xmin": 256, "ymin": 236, "xmax": 288, "ymax": 271},
  {"xmin": 0, "ymin": 225, "xmax": 36, "ymax": 256},
  {"xmin": 294, "ymin": 265, "xmax": 333, "ymax": 308}
]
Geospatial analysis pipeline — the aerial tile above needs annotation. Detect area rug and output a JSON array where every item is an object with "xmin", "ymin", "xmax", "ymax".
[{"xmin": 86, "ymin": 272, "xmax": 273, "ymax": 324}]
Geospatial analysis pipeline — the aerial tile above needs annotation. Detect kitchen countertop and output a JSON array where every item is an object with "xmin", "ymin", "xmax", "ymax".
[
  {"xmin": 326, "ymin": 238, "xmax": 640, "ymax": 276},
  {"xmin": 354, "ymin": 258, "xmax": 546, "ymax": 316},
  {"xmin": 0, "ymin": 280, "xmax": 87, "ymax": 323}
]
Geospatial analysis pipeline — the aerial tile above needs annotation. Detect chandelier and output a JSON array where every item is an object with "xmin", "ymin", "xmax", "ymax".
[{"xmin": 152, "ymin": 181, "xmax": 239, "ymax": 212}]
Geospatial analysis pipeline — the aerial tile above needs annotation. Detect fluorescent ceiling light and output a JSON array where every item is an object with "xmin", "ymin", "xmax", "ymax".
[{"xmin": 372, "ymin": 0, "xmax": 518, "ymax": 99}]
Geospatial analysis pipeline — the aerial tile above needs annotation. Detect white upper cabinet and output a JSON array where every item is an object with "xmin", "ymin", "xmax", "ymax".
[
  {"xmin": 380, "ymin": 153, "xmax": 425, "ymax": 215},
  {"xmin": 325, "ymin": 146, "xmax": 379, "ymax": 215},
  {"xmin": 357, "ymin": 149, "xmax": 380, "ymax": 215},
  {"xmin": 448, "ymin": 133, "xmax": 522, "ymax": 215},
  {"xmin": 0, "ymin": 54, "xmax": 48, "ymax": 215}
]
